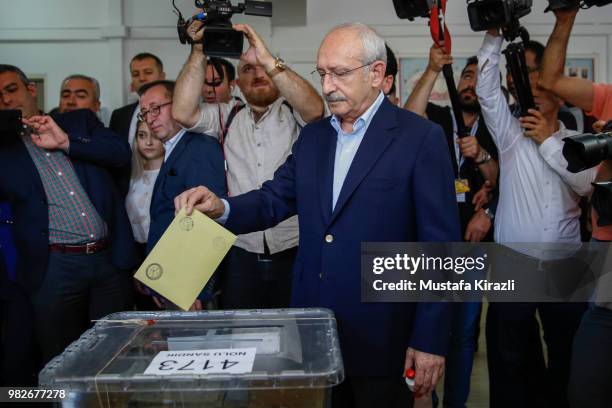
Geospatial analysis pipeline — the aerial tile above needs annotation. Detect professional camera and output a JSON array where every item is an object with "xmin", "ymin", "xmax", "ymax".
[
  {"xmin": 467, "ymin": 0, "xmax": 532, "ymax": 32},
  {"xmin": 392, "ymin": 0, "xmax": 434, "ymax": 21},
  {"xmin": 546, "ymin": 0, "xmax": 612, "ymax": 12},
  {"xmin": 174, "ymin": 0, "xmax": 272, "ymax": 59},
  {"xmin": 563, "ymin": 121, "xmax": 612, "ymax": 172}
]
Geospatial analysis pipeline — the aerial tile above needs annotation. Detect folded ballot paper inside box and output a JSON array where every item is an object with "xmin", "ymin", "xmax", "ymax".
[
  {"xmin": 134, "ymin": 208, "xmax": 236, "ymax": 311},
  {"xmin": 39, "ymin": 308, "xmax": 344, "ymax": 408}
]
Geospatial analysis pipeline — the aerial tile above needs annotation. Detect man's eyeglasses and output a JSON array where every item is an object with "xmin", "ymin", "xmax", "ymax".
[
  {"xmin": 311, "ymin": 62, "xmax": 374, "ymax": 83},
  {"xmin": 137, "ymin": 101, "xmax": 172, "ymax": 122}
]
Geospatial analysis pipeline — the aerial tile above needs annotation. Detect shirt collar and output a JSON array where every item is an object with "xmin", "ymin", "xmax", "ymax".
[
  {"xmin": 164, "ymin": 128, "xmax": 187, "ymax": 150},
  {"xmin": 330, "ymin": 91, "xmax": 386, "ymax": 135}
]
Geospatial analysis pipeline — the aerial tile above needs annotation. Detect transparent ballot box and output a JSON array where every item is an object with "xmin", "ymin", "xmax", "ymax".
[{"xmin": 39, "ymin": 308, "xmax": 344, "ymax": 408}]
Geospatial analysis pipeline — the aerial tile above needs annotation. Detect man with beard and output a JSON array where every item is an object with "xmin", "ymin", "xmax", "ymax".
[
  {"xmin": 405, "ymin": 46, "xmax": 499, "ymax": 408},
  {"xmin": 172, "ymin": 23, "xmax": 324, "ymax": 309}
]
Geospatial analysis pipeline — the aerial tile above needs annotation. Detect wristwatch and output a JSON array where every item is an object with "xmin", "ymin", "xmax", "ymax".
[
  {"xmin": 483, "ymin": 207, "xmax": 495, "ymax": 220},
  {"xmin": 267, "ymin": 57, "xmax": 286, "ymax": 78},
  {"xmin": 475, "ymin": 151, "xmax": 492, "ymax": 165}
]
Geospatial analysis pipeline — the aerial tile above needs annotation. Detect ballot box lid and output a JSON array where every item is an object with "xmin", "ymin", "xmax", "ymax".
[{"xmin": 39, "ymin": 308, "xmax": 344, "ymax": 392}]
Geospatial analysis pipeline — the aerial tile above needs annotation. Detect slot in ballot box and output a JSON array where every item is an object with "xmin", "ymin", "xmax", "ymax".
[{"xmin": 39, "ymin": 308, "xmax": 344, "ymax": 408}]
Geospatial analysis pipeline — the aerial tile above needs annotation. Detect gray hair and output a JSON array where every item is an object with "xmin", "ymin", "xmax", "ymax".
[
  {"xmin": 327, "ymin": 22, "xmax": 387, "ymax": 66},
  {"xmin": 60, "ymin": 74, "xmax": 101, "ymax": 101}
]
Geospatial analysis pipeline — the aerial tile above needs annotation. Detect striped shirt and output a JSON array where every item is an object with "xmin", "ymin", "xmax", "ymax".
[{"xmin": 22, "ymin": 136, "xmax": 106, "ymax": 244}]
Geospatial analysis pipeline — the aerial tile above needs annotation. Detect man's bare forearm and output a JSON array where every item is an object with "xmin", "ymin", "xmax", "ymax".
[
  {"xmin": 404, "ymin": 69, "xmax": 439, "ymax": 117},
  {"xmin": 173, "ymin": 49, "xmax": 207, "ymax": 128},
  {"xmin": 540, "ymin": 13, "xmax": 574, "ymax": 91},
  {"xmin": 270, "ymin": 68, "xmax": 324, "ymax": 123},
  {"xmin": 539, "ymin": 10, "xmax": 593, "ymax": 111},
  {"xmin": 478, "ymin": 158, "xmax": 498, "ymax": 187}
]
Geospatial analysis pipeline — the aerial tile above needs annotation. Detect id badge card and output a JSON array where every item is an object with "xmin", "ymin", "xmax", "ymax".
[{"xmin": 455, "ymin": 179, "xmax": 470, "ymax": 203}]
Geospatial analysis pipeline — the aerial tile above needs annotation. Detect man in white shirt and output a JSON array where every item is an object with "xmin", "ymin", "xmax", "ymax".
[
  {"xmin": 172, "ymin": 22, "xmax": 324, "ymax": 310},
  {"xmin": 477, "ymin": 28, "xmax": 596, "ymax": 408}
]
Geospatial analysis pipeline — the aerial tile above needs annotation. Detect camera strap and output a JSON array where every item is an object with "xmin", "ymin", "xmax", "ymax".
[{"xmin": 429, "ymin": 0, "xmax": 451, "ymax": 54}]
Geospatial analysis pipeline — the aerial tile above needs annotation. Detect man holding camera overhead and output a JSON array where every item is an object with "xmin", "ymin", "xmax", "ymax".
[
  {"xmin": 476, "ymin": 26, "xmax": 597, "ymax": 407},
  {"xmin": 539, "ymin": 4, "xmax": 612, "ymax": 406},
  {"xmin": 172, "ymin": 20, "xmax": 324, "ymax": 310}
]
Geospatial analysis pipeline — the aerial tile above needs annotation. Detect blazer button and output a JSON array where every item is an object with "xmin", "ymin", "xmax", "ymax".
[{"xmin": 325, "ymin": 234, "xmax": 334, "ymax": 243}]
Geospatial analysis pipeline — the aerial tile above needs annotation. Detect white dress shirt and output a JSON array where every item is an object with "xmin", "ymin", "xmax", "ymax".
[
  {"xmin": 477, "ymin": 34, "xmax": 596, "ymax": 251},
  {"xmin": 163, "ymin": 129, "xmax": 187, "ymax": 161},
  {"xmin": 189, "ymin": 97, "xmax": 304, "ymax": 254},
  {"xmin": 125, "ymin": 169, "xmax": 160, "ymax": 243}
]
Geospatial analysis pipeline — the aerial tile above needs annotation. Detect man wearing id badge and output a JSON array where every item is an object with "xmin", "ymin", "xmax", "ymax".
[{"xmin": 405, "ymin": 45, "xmax": 499, "ymax": 407}]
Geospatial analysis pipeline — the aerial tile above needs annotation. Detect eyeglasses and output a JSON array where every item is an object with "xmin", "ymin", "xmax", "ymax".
[
  {"xmin": 137, "ymin": 101, "xmax": 172, "ymax": 122},
  {"xmin": 311, "ymin": 62, "xmax": 374, "ymax": 84}
]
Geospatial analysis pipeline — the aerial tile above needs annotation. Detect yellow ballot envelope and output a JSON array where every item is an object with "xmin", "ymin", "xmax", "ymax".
[{"xmin": 134, "ymin": 208, "xmax": 236, "ymax": 311}]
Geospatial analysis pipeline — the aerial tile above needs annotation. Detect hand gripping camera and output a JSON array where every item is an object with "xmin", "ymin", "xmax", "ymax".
[{"xmin": 173, "ymin": 0, "xmax": 272, "ymax": 59}]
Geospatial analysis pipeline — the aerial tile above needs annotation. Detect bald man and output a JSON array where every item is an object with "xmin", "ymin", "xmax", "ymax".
[{"xmin": 174, "ymin": 23, "xmax": 460, "ymax": 407}]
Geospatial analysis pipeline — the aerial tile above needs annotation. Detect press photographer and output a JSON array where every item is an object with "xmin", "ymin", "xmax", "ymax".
[
  {"xmin": 172, "ymin": 9, "xmax": 324, "ymax": 310},
  {"xmin": 475, "ymin": 14, "xmax": 597, "ymax": 404},
  {"xmin": 537, "ymin": 3, "xmax": 612, "ymax": 406}
]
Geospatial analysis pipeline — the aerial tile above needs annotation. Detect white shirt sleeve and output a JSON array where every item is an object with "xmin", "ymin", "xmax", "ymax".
[
  {"xmin": 476, "ymin": 33, "xmax": 524, "ymax": 154},
  {"xmin": 185, "ymin": 102, "xmax": 234, "ymax": 139},
  {"xmin": 538, "ymin": 131, "xmax": 597, "ymax": 197}
]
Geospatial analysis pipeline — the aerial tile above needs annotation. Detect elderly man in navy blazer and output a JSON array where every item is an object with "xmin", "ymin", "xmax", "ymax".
[
  {"xmin": 0, "ymin": 64, "xmax": 138, "ymax": 365},
  {"xmin": 175, "ymin": 23, "xmax": 460, "ymax": 406}
]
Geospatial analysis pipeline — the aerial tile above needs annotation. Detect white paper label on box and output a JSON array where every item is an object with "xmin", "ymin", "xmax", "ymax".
[{"xmin": 143, "ymin": 348, "xmax": 256, "ymax": 376}]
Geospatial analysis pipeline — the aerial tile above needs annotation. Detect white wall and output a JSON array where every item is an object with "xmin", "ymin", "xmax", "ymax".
[{"xmin": 2, "ymin": 0, "xmax": 612, "ymax": 117}]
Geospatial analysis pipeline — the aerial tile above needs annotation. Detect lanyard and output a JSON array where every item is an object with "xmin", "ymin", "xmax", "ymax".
[{"xmin": 451, "ymin": 114, "xmax": 479, "ymax": 170}]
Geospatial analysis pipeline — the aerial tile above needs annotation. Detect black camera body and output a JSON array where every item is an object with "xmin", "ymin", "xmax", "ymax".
[
  {"xmin": 175, "ymin": 0, "xmax": 272, "ymax": 59},
  {"xmin": 392, "ymin": 0, "xmax": 434, "ymax": 21},
  {"xmin": 467, "ymin": 0, "xmax": 532, "ymax": 31},
  {"xmin": 563, "ymin": 121, "xmax": 612, "ymax": 173}
]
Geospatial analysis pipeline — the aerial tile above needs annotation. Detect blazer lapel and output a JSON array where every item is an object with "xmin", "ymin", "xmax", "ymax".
[
  {"xmin": 13, "ymin": 139, "xmax": 45, "ymax": 197},
  {"xmin": 317, "ymin": 121, "xmax": 337, "ymax": 225},
  {"xmin": 329, "ymin": 98, "xmax": 398, "ymax": 226},
  {"xmin": 153, "ymin": 132, "xmax": 191, "ymax": 196}
]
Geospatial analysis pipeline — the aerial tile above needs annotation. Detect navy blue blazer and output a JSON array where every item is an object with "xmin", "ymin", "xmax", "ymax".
[
  {"xmin": 0, "ymin": 109, "xmax": 139, "ymax": 293},
  {"xmin": 147, "ymin": 131, "xmax": 227, "ymax": 252},
  {"xmin": 226, "ymin": 98, "xmax": 461, "ymax": 376}
]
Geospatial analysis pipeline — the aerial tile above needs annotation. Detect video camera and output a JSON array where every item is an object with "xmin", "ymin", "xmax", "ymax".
[
  {"xmin": 173, "ymin": 0, "xmax": 272, "ymax": 59},
  {"xmin": 467, "ymin": 0, "xmax": 532, "ymax": 40},
  {"xmin": 563, "ymin": 121, "xmax": 612, "ymax": 173}
]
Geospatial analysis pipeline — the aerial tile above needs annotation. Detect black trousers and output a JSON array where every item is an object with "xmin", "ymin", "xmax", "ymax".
[
  {"xmin": 220, "ymin": 245, "xmax": 296, "ymax": 310},
  {"xmin": 486, "ymin": 301, "xmax": 587, "ymax": 408},
  {"xmin": 29, "ymin": 250, "xmax": 132, "ymax": 365},
  {"xmin": 331, "ymin": 376, "xmax": 413, "ymax": 408},
  {"xmin": 569, "ymin": 306, "xmax": 612, "ymax": 408}
]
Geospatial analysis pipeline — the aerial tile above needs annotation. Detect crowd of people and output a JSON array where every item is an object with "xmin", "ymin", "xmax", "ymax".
[{"xmin": 1, "ymin": 5, "xmax": 611, "ymax": 408}]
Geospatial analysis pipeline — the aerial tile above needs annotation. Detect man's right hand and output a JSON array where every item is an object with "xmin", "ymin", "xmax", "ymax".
[
  {"xmin": 427, "ymin": 44, "xmax": 452, "ymax": 74},
  {"xmin": 174, "ymin": 186, "xmax": 225, "ymax": 218},
  {"xmin": 553, "ymin": 4, "xmax": 580, "ymax": 22},
  {"xmin": 187, "ymin": 17, "xmax": 205, "ymax": 53}
]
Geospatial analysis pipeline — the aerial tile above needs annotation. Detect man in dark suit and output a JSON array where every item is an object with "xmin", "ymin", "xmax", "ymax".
[
  {"xmin": 109, "ymin": 53, "xmax": 166, "ymax": 196},
  {"xmin": 139, "ymin": 80, "xmax": 226, "ymax": 310},
  {"xmin": 175, "ymin": 23, "xmax": 461, "ymax": 407},
  {"xmin": 0, "ymin": 64, "xmax": 138, "ymax": 365}
]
